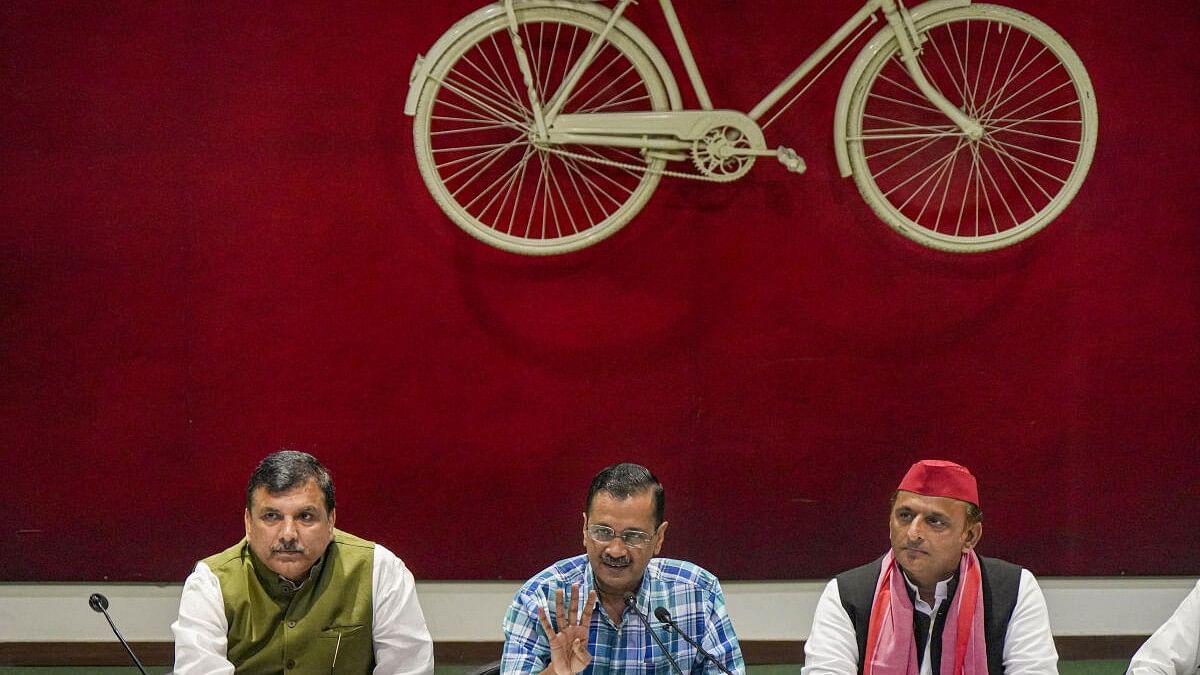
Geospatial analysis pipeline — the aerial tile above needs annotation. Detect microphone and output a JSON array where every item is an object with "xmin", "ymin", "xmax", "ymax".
[
  {"xmin": 655, "ymin": 606, "xmax": 735, "ymax": 675},
  {"xmin": 88, "ymin": 593, "xmax": 149, "ymax": 675},
  {"xmin": 624, "ymin": 592, "xmax": 684, "ymax": 675}
]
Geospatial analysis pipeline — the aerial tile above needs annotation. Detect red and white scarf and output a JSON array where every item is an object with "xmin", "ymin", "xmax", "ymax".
[{"xmin": 863, "ymin": 550, "xmax": 988, "ymax": 675}]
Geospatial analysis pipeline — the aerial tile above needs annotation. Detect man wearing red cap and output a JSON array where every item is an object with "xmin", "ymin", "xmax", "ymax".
[{"xmin": 801, "ymin": 460, "xmax": 1057, "ymax": 675}]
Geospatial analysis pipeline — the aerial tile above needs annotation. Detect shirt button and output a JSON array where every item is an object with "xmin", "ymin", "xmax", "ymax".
[
  {"xmin": 286, "ymin": 659, "xmax": 296, "ymax": 669},
  {"xmin": 287, "ymin": 620, "xmax": 296, "ymax": 628}
]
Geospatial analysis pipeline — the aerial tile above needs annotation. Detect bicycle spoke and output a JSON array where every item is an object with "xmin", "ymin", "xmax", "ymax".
[
  {"xmin": 979, "ymin": 135, "xmax": 1062, "ymax": 199},
  {"xmin": 473, "ymin": 147, "xmax": 532, "ymax": 224},
  {"xmin": 925, "ymin": 25, "xmax": 971, "ymax": 108},
  {"xmin": 979, "ymin": 137, "xmax": 1038, "ymax": 217},
  {"xmin": 574, "ymin": 144, "xmax": 645, "ymax": 181},
  {"xmin": 486, "ymin": 33, "xmax": 525, "ymax": 109},
  {"xmin": 453, "ymin": 141, "xmax": 530, "ymax": 207},
  {"xmin": 446, "ymin": 138, "xmax": 528, "ymax": 199},
  {"xmin": 971, "ymin": 21, "xmax": 991, "ymax": 116},
  {"xmin": 431, "ymin": 120, "xmax": 523, "ymax": 136},
  {"xmin": 866, "ymin": 91, "xmax": 947, "ymax": 117},
  {"xmin": 558, "ymin": 154, "xmax": 603, "ymax": 226},
  {"xmin": 872, "ymin": 133, "xmax": 946, "ymax": 179},
  {"xmin": 444, "ymin": 54, "xmax": 531, "ymax": 122},
  {"xmin": 974, "ymin": 142, "xmax": 1015, "ymax": 233},
  {"xmin": 561, "ymin": 154, "xmax": 612, "ymax": 222},
  {"xmin": 980, "ymin": 22, "xmax": 1013, "ymax": 122},
  {"xmin": 914, "ymin": 138, "xmax": 964, "ymax": 224},
  {"xmin": 435, "ymin": 71, "xmax": 527, "ymax": 127},
  {"xmin": 862, "ymin": 113, "xmax": 960, "ymax": 132},
  {"xmin": 863, "ymin": 129, "xmax": 955, "ymax": 162},
  {"xmin": 988, "ymin": 100, "xmax": 1084, "ymax": 125},
  {"xmin": 880, "ymin": 142, "xmax": 965, "ymax": 200},
  {"xmin": 876, "ymin": 65, "xmax": 937, "ymax": 109},
  {"xmin": 569, "ymin": 51, "xmax": 646, "ymax": 113},
  {"xmin": 946, "ymin": 19, "xmax": 973, "ymax": 112},
  {"xmin": 990, "ymin": 124, "xmax": 1081, "ymax": 145},
  {"xmin": 433, "ymin": 140, "xmax": 523, "ymax": 168},
  {"xmin": 988, "ymin": 77, "xmax": 1074, "ymax": 128},
  {"xmin": 896, "ymin": 141, "xmax": 961, "ymax": 213},
  {"xmin": 977, "ymin": 40, "xmax": 1042, "ymax": 118},
  {"xmin": 986, "ymin": 135, "xmax": 1077, "ymax": 168},
  {"xmin": 933, "ymin": 140, "xmax": 963, "ymax": 230},
  {"xmin": 461, "ymin": 43, "xmax": 525, "ymax": 114}
]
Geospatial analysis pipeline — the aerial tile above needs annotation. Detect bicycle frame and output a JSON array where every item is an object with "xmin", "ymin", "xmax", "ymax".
[
  {"xmin": 523, "ymin": 0, "xmax": 983, "ymax": 149},
  {"xmin": 407, "ymin": 0, "xmax": 1098, "ymax": 254}
]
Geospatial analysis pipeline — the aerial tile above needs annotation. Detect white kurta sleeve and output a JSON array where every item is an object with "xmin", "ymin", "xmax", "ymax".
[
  {"xmin": 999, "ymin": 569, "xmax": 1058, "ymax": 675},
  {"xmin": 171, "ymin": 561, "xmax": 236, "ymax": 675},
  {"xmin": 372, "ymin": 544, "xmax": 436, "ymax": 675},
  {"xmin": 1128, "ymin": 580, "xmax": 1200, "ymax": 675},
  {"xmin": 801, "ymin": 579, "xmax": 860, "ymax": 675}
]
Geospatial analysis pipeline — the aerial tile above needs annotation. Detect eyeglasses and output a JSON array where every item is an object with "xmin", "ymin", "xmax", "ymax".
[{"xmin": 586, "ymin": 524, "xmax": 654, "ymax": 549}]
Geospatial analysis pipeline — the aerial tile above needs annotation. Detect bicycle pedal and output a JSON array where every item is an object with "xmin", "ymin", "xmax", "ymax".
[{"xmin": 776, "ymin": 147, "xmax": 807, "ymax": 174}]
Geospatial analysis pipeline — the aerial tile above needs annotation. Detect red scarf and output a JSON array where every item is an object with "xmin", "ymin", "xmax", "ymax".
[{"xmin": 862, "ymin": 550, "xmax": 987, "ymax": 675}]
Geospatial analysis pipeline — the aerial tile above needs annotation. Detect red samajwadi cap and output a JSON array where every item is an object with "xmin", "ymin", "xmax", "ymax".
[{"xmin": 897, "ymin": 459, "xmax": 980, "ymax": 508}]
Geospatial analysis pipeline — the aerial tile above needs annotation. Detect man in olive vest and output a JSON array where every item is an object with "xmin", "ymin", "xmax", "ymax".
[
  {"xmin": 172, "ymin": 450, "xmax": 434, "ymax": 675},
  {"xmin": 801, "ymin": 459, "xmax": 1058, "ymax": 675}
]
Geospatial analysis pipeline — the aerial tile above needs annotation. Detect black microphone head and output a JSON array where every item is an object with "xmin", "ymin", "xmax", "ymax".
[
  {"xmin": 88, "ymin": 593, "xmax": 109, "ymax": 612},
  {"xmin": 623, "ymin": 592, "xmax": 637, "ymax": 607},
  {"xmin": 654, "ymin": 606, "xmax": 672, "ymax": 623}
]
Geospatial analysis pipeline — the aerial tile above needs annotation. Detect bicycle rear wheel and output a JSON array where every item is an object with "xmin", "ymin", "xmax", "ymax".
[
  {"xmin": 846, "ymin": 4, "xmax": 1098, "ymax": 252},
  {"xmin": 412, "ymin": 5, "xmax": 670, "ymax": 255}
]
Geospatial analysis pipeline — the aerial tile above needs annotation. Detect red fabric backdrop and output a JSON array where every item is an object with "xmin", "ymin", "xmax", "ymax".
[{"xmin": 2, "ymin": 0, "xmax": 1197, "ymax": 582}]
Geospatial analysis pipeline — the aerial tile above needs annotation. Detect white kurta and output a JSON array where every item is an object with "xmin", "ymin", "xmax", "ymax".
[
  {"xmin": 800, "ymin": 567, "xmax": 1057, "ymax": 675},
  {"xmin": 1128, "ymin": 579, "xmax": 1200, "ymax": 675},
  {"xmin": 171, "ymin": 543, "xmax": 435, "ymax": 675}
]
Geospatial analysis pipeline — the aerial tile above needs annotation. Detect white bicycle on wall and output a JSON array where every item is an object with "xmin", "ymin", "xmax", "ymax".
[{"xmin": 405, "ymin": 0, "xmax": 1097, "ymax": 255}]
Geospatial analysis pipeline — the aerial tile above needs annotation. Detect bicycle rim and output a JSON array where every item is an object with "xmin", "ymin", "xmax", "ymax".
[
  {"xmin": 847, "ymin": 4, "xmax": 1098, "ymax": 252},
  {"xmin": 412, "ymin": 6, "xmax": 669, "ymax": 255}
]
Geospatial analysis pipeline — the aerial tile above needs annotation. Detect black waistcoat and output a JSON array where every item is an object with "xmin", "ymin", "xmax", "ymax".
[{"xmin": 833, "ymin": 555, "xmax": 1022, "ymax": 675}]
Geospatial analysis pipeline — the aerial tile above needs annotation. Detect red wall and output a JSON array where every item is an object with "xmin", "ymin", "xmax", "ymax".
[{"xmin": 2, "ymin": 0, "xmax": 1197, "ymax": 582}]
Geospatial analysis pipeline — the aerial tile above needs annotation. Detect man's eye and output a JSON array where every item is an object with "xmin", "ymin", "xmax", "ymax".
[
  {"xmin": 263, "ymin": 513, "xmax": 280, "ymax": 521},
  {"xmin": 299, "ymin": 513, "xmax": 314, "ymax": 521}
]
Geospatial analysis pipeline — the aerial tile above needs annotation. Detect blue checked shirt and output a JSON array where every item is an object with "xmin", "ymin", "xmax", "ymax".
[{"xmin": 501, "ymin": 555, "xmax": 745, "ymax": 675}]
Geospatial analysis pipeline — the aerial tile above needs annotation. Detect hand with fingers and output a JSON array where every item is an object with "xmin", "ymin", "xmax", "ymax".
[{"xmin": 537, "ymin": 583, "xmax": 598, "ymax": 675}]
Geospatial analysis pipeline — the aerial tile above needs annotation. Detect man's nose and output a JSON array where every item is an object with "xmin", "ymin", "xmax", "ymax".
[
  {"xmin": 604, "ymin": 537, "xmax": 630, "ymax": 557},
  {"xmin": 907, "ymin": 517, "xmax": 925, "ymax": 540},
  {"xmin": 280, "ymin": 517, "xmax": 298, "ymax": 540}
]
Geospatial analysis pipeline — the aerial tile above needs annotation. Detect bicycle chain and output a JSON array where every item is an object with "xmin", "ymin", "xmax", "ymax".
[{"xmin": 537, "ymin": 143, "xmax": 745, "ymax": 183}]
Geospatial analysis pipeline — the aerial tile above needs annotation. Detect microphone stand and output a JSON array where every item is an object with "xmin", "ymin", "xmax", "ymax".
[
  {"xmin": 623, "ymin": 593, "xmax": 684, "ymax": 675},
  {"xmin": 654, "ymin": 606, "xmax": 735, "ymax": 675},
  {"xmin": 89, "ymin": 593, "xmax": 149, "ymax": 675}
]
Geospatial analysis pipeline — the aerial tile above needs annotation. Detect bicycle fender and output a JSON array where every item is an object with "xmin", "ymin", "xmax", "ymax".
[
  {"xmin": 832, "ymin": 0, "xmax": 970, "ymax": 178},
  {"xmin": 404, "ymin": 0, "xmax": 682, "ymax": 117}
]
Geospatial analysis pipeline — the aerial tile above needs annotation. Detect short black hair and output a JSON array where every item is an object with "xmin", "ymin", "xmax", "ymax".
[
  {"xmin": 586, "ymin": 463, "xmax": 664, "ymax": 526},
  {"xmin": 246, "ymin": 450, "xmax": 335, "ymax": 514}
]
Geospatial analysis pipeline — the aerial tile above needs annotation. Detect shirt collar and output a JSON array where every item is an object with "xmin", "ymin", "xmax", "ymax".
[
  {"xmin": 583, "ymin": 556, "xmax": 655, "ymax": 621},
  {"xmin": 901, "ymin": 567, "xmax": 955, "ymax": 615},
  {"xmin": 246, "ymin": 541, "xmax": 328, "ymax": 602}
]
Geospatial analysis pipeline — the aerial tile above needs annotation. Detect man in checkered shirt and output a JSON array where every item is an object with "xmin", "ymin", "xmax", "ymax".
[{"xmin": 501, "ymin": 463, "xmax": 745, "ymax": 675}]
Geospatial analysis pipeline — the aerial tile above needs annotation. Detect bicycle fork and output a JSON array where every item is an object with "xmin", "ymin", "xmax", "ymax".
[{"xmin": 881, "ymin": 0, "xmax": 984, "ymax": 140}]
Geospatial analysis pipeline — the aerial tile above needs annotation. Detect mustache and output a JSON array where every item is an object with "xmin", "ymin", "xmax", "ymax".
[
  {"xmin": 272, "ymin": 541, "xmax": 304, "ymax": 554},
  {"xmin": 601, "ymin": 553, "xmax": 631, "ymax": 566}
]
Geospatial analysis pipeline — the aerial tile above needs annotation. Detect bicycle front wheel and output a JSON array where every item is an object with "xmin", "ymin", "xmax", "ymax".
[
  {"xmin": 846, "ymin": 4, "xmax": 1098, "ymax": 252},
  {"xmin": 412, "ymin": 5, "xmax": 670, "ymax": 255}
]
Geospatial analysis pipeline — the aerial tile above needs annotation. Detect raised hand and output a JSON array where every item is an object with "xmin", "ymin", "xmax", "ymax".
[{"xmin": 537, "ymin": 584, "xmax": 597, "ymax": 675}]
